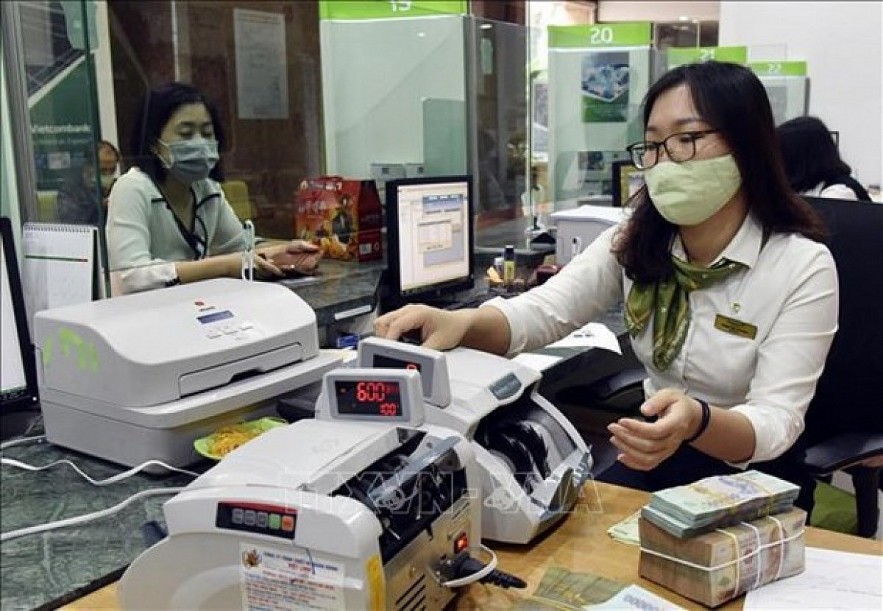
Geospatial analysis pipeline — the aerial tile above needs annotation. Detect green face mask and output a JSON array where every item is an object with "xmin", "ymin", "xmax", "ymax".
[
  {"xmin": 644, "ymin": 154, "xmax": 742, "ymax": 226},
  {"xmin": 100, "ymin": 174, "xmax": 116, "ymax": 191}
]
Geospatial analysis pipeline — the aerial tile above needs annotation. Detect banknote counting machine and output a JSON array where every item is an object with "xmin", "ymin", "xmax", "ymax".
[
  {"xmin": 120, "ymin": 368, "xmax": 524, "ymax": 610},
  {"xmin": 33, "ymin": 278, "xmax": 340, "ymax": 468},
  {"xmin": 357, "ymin": 337, "xmax": 593, "ymax": 544}
]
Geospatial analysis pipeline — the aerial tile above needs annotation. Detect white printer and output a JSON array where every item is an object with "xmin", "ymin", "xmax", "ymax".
[
  {"xmin": 357, "ymin": 337, "xmax": 593, "ymax": 544},
  {"xmin": 33, "ymin": 278, "xmax": 340, "ymax": 468},
  {"xmin": 120, "ymin": 368, "xmax": 498, "ymax": 610},
  {"xmin": 551, "ymin": 204, "xmax": 627, "ymax": 265}
]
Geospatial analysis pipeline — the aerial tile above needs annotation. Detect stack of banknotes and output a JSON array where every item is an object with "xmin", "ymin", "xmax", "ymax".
[
  {"xmin": 636, "ymin": 471, "xmax": 806, "ymax": 606},
  {"xmin": 640, "ymin": 470, "xmax": 800, "ymax": 538},
  {"xmin": 638, "ymin": 507, "xmax": 806, "ymax": 607}
]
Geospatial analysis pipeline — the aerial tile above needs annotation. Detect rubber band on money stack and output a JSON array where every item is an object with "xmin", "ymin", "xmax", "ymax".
[{"xmin": 635, "ymin": 471, "xmax": 806, "ymax": 607}]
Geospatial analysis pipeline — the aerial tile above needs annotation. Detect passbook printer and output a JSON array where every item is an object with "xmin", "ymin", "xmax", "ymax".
[
  {"xmin": 33, "ymin": 278, "xmax": 340, "ymax": 468},
  {"xmin": 120, "ymin": 368, "xmax": 524, "ymax": 610},
  {"xmin": 357, "ymin": 337, "xmax": 593, "ymax": 544}
]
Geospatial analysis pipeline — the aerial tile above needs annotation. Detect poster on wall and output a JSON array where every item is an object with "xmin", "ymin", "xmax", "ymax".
[
  {"xmin": 580, "ymin": 52, "xmax": 630, "ymax": 124},
  {"xmin": 234, "ymin": 9, "xmax": 289, "ymax": 120},
  {"xmin": 29, "ymin": 59, "xmax": 96, "ymax": 192}
]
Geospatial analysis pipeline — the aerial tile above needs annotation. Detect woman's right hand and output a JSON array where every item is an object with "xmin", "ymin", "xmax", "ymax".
[{"xmin": 374, "ymin": 304, "xmax": 475, "ymax": 351}]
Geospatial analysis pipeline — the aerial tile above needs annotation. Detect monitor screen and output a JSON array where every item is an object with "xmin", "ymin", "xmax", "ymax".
[
  {"xmin": 0, "ymin": 217, "xmax": 39, "ymax": 420},
  {"xmin": 385, "ymin": 175, "xmax": 474, "ymax": 305}
]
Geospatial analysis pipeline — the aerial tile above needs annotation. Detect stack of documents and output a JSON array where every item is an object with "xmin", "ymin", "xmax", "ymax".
[{"xmin": 640, "ymin": 471, "xmax": 800, "ymax": 538}]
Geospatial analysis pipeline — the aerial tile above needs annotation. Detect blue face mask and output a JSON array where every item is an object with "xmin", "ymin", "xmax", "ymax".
[{"xmin": 158, "ymin": 137, "xmax": 219, "ymax": 184}]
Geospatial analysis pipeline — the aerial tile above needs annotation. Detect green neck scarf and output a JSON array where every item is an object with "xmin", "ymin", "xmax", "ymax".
[{"xmin": 625, "ymin": 256, "xmax": 746, "ymax": 370}]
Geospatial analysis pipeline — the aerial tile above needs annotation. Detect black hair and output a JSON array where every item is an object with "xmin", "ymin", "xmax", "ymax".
[
  {"xmin": 777, "ymin": 116, "xmax": 853, "ymax": 192},
  {"xmin": 130, "ymin": 82, "xmax": 225, "ymax": 183},
  {"xmin": 98, "ymin": 139, "xmax": 120, "ymax": 162},
  {"xmin": 615, "ymin": 61, "xmax": 826, "ymax": 284}
]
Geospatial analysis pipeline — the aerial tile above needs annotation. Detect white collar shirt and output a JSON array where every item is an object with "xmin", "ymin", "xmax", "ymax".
[
  {"xmin": 487, "ymin": 213, "xmax": 838, "ymax": 464},
  {"xmin": 106, "ymin": 167, "xmax": 244, "ymax": 294}
]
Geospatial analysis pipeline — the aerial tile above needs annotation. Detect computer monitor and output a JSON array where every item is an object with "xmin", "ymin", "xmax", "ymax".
[
  {"xmin": 1, "ymin": 217, "xmax": 39, "ymax": 438},
  {"xmin": 384, "ymin": 175, "xmax": 474, "ymax": 308},
  {"xmin": 611, "ymin": 160, "xmax": 645, "ymax": 208}
]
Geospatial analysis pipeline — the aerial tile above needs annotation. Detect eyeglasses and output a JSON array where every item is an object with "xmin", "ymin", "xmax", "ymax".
[{"xmin": 626, "ymin": 130, "xmax": 719, "ymax": 170}]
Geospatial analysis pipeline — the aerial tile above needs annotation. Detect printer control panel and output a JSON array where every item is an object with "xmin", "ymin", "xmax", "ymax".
[{"xmin": 195, "ymin": 308, "xmax": 257, "ymax": 341}]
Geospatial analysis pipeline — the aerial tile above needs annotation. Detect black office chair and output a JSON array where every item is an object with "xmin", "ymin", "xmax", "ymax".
[
  {"xmin": 801, "ymin": 196, "xmax": 883, "ymax": 538},
  {"xmin": 545, "ymin": 333, "xmax": 647, "ymax": 475},
  {"xmin": 552, "ymin": 336, "xmax": 646, "ymax": 419}
]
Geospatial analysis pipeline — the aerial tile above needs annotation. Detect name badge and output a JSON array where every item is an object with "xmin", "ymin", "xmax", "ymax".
[{"xmin": 714, "ymin": 314, "xmax": 757, "ymax": 340}]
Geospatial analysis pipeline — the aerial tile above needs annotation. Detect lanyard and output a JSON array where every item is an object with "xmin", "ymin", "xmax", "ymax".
[{"xmin": 153, "ymin": 191, "xmax": 218, "ymax": 260}]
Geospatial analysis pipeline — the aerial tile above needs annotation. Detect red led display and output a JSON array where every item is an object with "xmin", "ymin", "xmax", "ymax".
[{"xmin": 335, "ymin": 379, "xmax": 403, "ymax": 417}]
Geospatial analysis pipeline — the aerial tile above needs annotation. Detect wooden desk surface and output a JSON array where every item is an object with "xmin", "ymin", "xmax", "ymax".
[{"xmin": 62, "ymin": 482, "xmax": 882, "ymax": 610}]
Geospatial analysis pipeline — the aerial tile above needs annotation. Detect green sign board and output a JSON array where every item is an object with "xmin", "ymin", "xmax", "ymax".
[
  {"xmin": 749, "ymin": 61, "xmax": 808, "ymax": 77},
  {"xmin": 667, "ymin": 46, "xmax": 747, "ymax": 68},
  {"xmin": 319, "ymin": 1, "xmax": 466, "ymax": 20},
  {"xmin": 549, "ymin": 22, "xmax": 652, "ymax": 49},
  {"xmin": 29, "ymin": 59, "xmax": 97, "ymax": 191}
]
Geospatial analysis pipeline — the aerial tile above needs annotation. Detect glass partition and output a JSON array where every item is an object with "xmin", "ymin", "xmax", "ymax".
[
  {"xmin": 469, "ymin": 15, "xmax": 528, "ymax": 250},
  {"xmin": 320, "ymin": 12, "xmax": 467, "ymax": 181},
  {"xmin": 320, "ymin": 6, "xmax": 529, "ymax": 253},
  {"xmin": 14, "ymin": 0, "xmax": 105, "ymax": 225},
  {"xmin": 749, "ymin": 60, "xmax": 810, "ymax": 126},
  {"xmin": 107, "ymin": 0, "xmax": 323, "ymax": 241},
  {"xmin": 546, "ymin": 23, "xmax": 655, "ymax": 210},
  {"xmin": 101, "ymin": 1, "xmax": 324, "ymax": 292},
  {"xmin": 6, "ymin": 1, "xmax": 749, "ymax": 301}
]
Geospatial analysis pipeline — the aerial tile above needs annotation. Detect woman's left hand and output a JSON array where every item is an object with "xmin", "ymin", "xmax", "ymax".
[
  {"xmin": 607, "ymin": 388, "xmax": 698, "ymax": 471},
  {"xmin": 285, "ymin": 239, "xmax": 320, "ymax": 254},
  {"xmin": 256, "ymin": 240, "xmax": 319, "ymax": 260}
]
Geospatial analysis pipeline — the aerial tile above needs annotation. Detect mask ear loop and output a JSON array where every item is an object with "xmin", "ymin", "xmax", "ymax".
[
  {"xmin": 155, "ymin": 139, "xmax": 174, "ymax": 170},
  {"xmin": 241, "ymin": 220, "xmax": 255, "ymax": 281}
]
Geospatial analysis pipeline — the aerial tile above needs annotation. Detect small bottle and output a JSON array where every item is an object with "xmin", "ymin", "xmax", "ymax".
[
  {"xmin": 493, "ymin": 256, "xmax": 504, "ymax": 277},
  {"xmin": 503, "ymin": 244, "xmax": 516, "ymax": 286}
]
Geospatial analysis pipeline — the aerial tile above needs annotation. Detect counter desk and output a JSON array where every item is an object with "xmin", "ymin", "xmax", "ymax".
[
  {"xmin": 278, "ymin": 258, "xmax": 384, "ymax": 330},
  {"xmin": 0, "ymin": 339, "xmax": 630, "ymax": 610},
  {"xmin": 0, "ymin": 254, "xmax": 632, "ymax": 610},
  {"xmin": 59, "ymin": 482, "xmax": 883, "ymax": 610}
]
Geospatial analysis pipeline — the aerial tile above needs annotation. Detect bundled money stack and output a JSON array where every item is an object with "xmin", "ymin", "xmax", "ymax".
[{"xmin": 637, "ymin": 471, "xmax": 806, "ymax": 607}]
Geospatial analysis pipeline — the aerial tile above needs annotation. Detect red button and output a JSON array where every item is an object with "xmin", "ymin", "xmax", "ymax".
[
  {"xmin": 454, "ymin": 532, "xmax": 469, "ymax": 554},
  {"xmin": 281, "ymin": 515, "xmax": 295, "ymax": 532}
]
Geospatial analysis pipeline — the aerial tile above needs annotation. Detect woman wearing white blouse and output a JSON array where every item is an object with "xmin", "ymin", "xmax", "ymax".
[
  {"xmin": 374, "ymin": 62, "xmax": 838, "ymax": 512},
  {"xmin": 778, "ymin": 115, "xmax": 872, "ymax": 202},
  {"xmin": 107, "ymin": 83, "xmax": 316, "ymax": 295}
]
